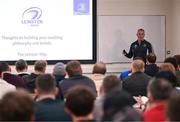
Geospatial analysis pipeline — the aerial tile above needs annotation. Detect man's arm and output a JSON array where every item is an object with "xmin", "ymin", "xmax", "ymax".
[
  {"xmin": 123, "ymin": 44, "xmax": 133, "ymax": 58},
  {"xmin": 148, "ymin": 42, "xmax": 153, "ymax": 53}
]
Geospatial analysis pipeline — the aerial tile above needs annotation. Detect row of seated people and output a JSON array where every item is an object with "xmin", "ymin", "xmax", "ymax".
[
  {"xmin": 0, "ymin": 72, "xmax": 180, "ymax": 121},
  {"xmin": 0, "ymin": 54, "xmax": 180, "ymax": 121}
]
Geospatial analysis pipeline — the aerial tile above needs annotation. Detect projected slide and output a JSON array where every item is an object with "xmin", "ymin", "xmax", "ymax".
[{"xmin": 0, "ymin": 0, "xmax": 95, "ymax": 63}]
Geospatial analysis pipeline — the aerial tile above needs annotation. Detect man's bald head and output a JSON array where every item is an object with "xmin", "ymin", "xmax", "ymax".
[
  {"xmin": 131, "ymin": 59, "xmax": 145, "ymax": 73},
  {"xmin": 92, "ymin": 61, "xmax": 106, "ymax": 75}
]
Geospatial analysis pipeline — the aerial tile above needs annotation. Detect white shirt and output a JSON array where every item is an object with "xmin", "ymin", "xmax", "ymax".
[{"xmin": 0, "ymin": 78, "xmax": 16, "ymax": 99}]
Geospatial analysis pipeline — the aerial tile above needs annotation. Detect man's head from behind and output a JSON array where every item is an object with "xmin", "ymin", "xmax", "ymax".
[
  {"xmin": 0, "ymin": 90, "xmax": 35, "ymax": 121},
  {"xmin": 65, "ymin": 86, "xmax": 95, "ymax": 119},
  {"xmin": 137, "ymin": 28, "xmax": 145, "ymax": 41},
  {"xmin": 147, "ymin": 53, "xmax": 156, "ymax": 64},
  {"xmin": 103, "ymin": 89, "xmax": 136, "ymax": 121},
  {"xmin": 147, "ymin": 78, "xmax": 173, "ymax": 103},
  {"xmin": 0, "ymin": 62, "xmax": 10, "ymax": 78},
  {"xmin": 66, "ymin": 60, "xmax": 82, "ymax": 77},
  {"xmin": 100, "ymin": 75, "xmax": 122, "ymax": 96},
  {"xmin": 164, "ymin": 57, "xmax": 178, "ymax": 70},
  {"xmin": 34, "ymin": 60, "xmax": 47, "ymax": 73},
  {"xmin": 167, "ymin": 90, "xmax": 180, "ymax": 121},
  {"xmin": 131, "ymin": 59, "xmax": 145, "ymax": 73},
  {"xmin": 35, "ymin": 74, "xmax": 58, "ymax": 96},
  {"xmin": 15, "ymin": 59, "xmax": 28, "ymax": 73},
  {"xmin": 92, "ymin": 61, "xmax": 106, "ymax": 75}
]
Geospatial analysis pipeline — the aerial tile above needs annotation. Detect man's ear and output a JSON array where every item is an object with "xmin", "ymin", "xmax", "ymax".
[
  {"xmin": 148, "ymin": 93, "xmax": 153, "ymax": 103},
  {"xmin": 99, "ymin": 85, "xmax": 104, "ymax": 96},
  {"xmin": 54, "ymin": 87, "xmax": 59, "ymax": 96},
  {"xmin": 64, "ymin": 107, "xmax": 72, "ymax": 115}
]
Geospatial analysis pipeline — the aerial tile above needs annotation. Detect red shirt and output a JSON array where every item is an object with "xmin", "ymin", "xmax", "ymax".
[{"xmin": 143, "ymin": 103, "xmax": 166, "ymax": 122}]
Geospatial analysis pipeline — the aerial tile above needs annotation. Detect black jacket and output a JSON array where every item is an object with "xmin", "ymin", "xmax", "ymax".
[
  {"xmin": 122, "ymin": 72, "xmax": 151, "ymax": 96},
  {"xmin": 125, "ymin": 40, "xmax": 152, "ymax": 62}
]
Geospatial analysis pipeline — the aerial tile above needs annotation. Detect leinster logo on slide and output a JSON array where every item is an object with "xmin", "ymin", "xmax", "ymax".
[
  {"xmin": 22, "ymin": 7, "xmax": 43, "ymax": 26},
  {"xmin": 74, "ymin": 0, "xmax": 90, "ymax": 15}
]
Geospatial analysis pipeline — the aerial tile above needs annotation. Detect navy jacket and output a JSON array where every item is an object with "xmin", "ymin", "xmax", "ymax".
[
  {"xmin": 125, "ymin": 40, "xmax": 152, "ymax": 62},
  {"xmin": 35, "ymin": 98, "xmax": 71, "ymax": 121}
]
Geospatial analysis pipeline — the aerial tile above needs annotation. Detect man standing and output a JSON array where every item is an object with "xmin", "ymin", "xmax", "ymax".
[{"xmin": 123, "ymin": 28, "xmax": 153, "ymax": 63}]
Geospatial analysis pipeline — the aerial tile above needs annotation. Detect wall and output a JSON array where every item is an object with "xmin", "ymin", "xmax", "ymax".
[{"xmin": 172, "ymin": 0, "xmax": 180, "ymax": 55}]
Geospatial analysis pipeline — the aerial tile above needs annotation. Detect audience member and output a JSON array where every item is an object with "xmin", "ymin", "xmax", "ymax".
[
  {"xmin": 159, "ymin": 63, "xmax": 176, "ymax": 75},
  {"xmin": 91, "ymin": 61, "xmax": 106, "ymax": 96},
  {"xmin": 155, "ymin": 71, "xmax": 177, "ymax": 88},
  {"xmin": 35, "ymin": 74, "xmax": 71, "ymax": 121},
  {"xmin": 65, "ymin": 86, "xmax": 95, "ymax": 122},
  {"xmin": 167, "ymin": 90, "xmax": 180, "ymax": 121},
  {"xmin": 0, "ymin": 64, "xmax": 16, "ymax": 99},
  {"xmin": 15, "ymin": 59, "xmax": 29, "ymax": 77},
  {"xmin": 102, "ymin": 89, "xmax": 142, "ymax": 121},
  {"xmin": 52, "ymin": 62, "xmax": 66, "ymax": 86},
  {"xmin": 143, "ymin": 78, "xmax": 173, "ymax": 122},
  {"xmin": 123, "ymin": 58, "xmax": 151, "ymax": 96},
  {"xmin": 0, "ymin": 62, "xmax": 26, "ymax": 88},
  {"xmin": 164, "ymin": 57, "xmax": 178, "ymax": 71},
  {"xmin": 23, "ymin": 60, "xmax": 47, "ymax": 93},
  {"xmin": 174, "ymin": 54, "xmax": 180, "ymax": 86},
  {"xmin": 0, "ymin": 90, "xmax": 35, "ymax": 121},
  {"xmin": 145, "ymin": 53, "xmax": 159, "ymax": 77},
  {"xmin": 60, "ymin": 60, "xmax": 97, "ymax": 97},
  {"xmin": 93, "ymin": 75, "xmax": 122, "ymax": 121}
]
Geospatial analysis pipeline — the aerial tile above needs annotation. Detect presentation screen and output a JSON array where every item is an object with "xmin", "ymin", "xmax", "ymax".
[{"xmin": 0, "ymin": 0, "xmax": 96, "ymax": 64}]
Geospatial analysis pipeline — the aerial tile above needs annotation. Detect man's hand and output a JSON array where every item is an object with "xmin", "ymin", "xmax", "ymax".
[{"xmin": 123, "ymin": 50, "xmax": 127, "ymax": 55}]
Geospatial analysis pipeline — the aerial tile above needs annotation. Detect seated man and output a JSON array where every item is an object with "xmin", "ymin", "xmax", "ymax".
[
  {"xmin": 167, "ymin": 90, "xmax": 180, "ymax": 121},
  {"xmin": 0, "ymin": 90, "xmax": 35, "ymax": 121},
  {"xmin": 60, "ymin": 60, "xmax": 97, "ymax": 97},
  {"xmin": 0, "ymin": 62, "xmax": 26, "ymax": 88},
  {"xmin": 23, "ymin": 60, "xmax": 47, "ymax": 93},
  {"xmin": 93, "ymin": 75, "xmax": 122, "ymax": 121},
  {"xmin": 15, "ymin": 59, "xmax": 29, "ymax": 78},
  {"xmin": 65, "ymin": 86, "xmax": 96, "ymax": 122},
  {"xmin": 102, "ymin": 89, "xmax": 142, "ymax": 121},
  {"xmin": 0, "ymin": 65, "xmax": 16, "ymax": 99},
  {"xmin": 52, "ymin": 62, "xmax": 66, "ymax": 86},
  {"xmin": 143, "ymin": 78, "xmax": 173, "ymax": 122},
  {"xmin": 35, "ymin": 74, "xmax": 71, "ymax": 121},
  {"xmin": 123, "ymin": 58, "xmax": 151, "ymax": 96},
  {"xmin": 145, "ymin": 53, "xmax": 159, "ymax": 77},
  {"xmin": 91, "ymin": 61, "xmax": 106, "ymax": 96}
]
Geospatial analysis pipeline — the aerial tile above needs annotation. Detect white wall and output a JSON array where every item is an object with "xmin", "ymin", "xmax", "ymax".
[
  {"xmin": 172, "ymin": 0, "xmax": 180, "ymax": 55},
  {"xmin": 11, "ymin": 0, "xmax": 180, "ymax": 74}
]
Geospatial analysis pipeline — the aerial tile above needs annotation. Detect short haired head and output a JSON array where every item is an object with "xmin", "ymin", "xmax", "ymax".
[
  {"xmin": 103, "ymin": 89, "xmax": 135, "ymax": 121},
  {"xmin": 53, "ymin": 62, "xmax": 65, "ymax": 76},
  {"xmin": 131, "ymin": 59, "xmax": 145, "ymax": 73},
  {"xmin": 137, "ymin": 28, "xmax": 145, "ymax": 41},
  {"xmin": 164, "ymin": 57, "xmax": 178, "ymax": 70},
  {"xmin": 0, "ymin": 62, "xmax": 10, "ymax": 76},
  {"xmin": 65, "ymin": 86, "xmax": 95, "ymax": 117},
  {"xmin": 35, "ymin": 74, "xmax": 56, "ymax": 94},
  {"xmin": 147, "ymin": 78, "xmax": 173, "ymax": 103},
  {"xmin": 102, "ymin": 75, "xmax": 122, "ymax": 94},
  {"xmin": 159, "ymin": 63, "xmax": 176, "ymax": 75},
  {"xmin": 15, "ymin": 59, "xmax": 28, "ymax": 72},
  {"xmin": 167, "ymin": 90, "xmax": 180, "ymax": 121},
  {"xmin": 147, "ymin": 53, "xmax": 156, "ymax": 63},
  {"xmin": 65, "ymin": 60, "xmax": 82, "ymax": 77},
  {"xmin": 174, "ymin": 55, "xmax": 180, "ymax": 65},
  {"xmin": 92, "ymin": 61, "xmax": 106, "ymax": 75},
  {"xmin": 34, "ymin": 60, "xmax": 47, "ymax": 73},
  {"xmin": 0, "ymin": 90, "xmax": 35, "ymax": 121}
]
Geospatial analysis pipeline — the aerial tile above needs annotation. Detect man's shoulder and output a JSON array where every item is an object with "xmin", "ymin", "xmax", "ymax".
[{"xmin": 144, "ymin": 40, "xmax": 151, "ymax": 45}]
